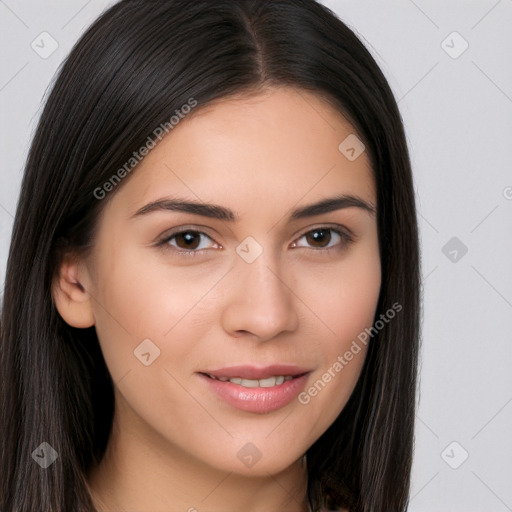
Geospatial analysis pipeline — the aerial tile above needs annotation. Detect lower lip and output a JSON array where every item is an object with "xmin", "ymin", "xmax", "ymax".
[{"xmin": 199, "ymin": 373, "xmax": 309, "ymax": 413}]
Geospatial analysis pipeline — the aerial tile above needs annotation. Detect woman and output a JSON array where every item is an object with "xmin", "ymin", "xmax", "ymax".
[{"xmin": 0, "ymin": 1, "xmax": 421, "ymax": 511}]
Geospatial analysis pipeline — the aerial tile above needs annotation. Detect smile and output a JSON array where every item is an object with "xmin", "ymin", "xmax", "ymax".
[{"xmin": 198, "ymin": 365, "xmax": 311, "ymax": 413}]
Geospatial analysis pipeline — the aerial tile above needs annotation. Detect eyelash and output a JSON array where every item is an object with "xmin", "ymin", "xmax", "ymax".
[{"xmin": 155, "ymin": 225, "xmax": 355, "ymax": 257}]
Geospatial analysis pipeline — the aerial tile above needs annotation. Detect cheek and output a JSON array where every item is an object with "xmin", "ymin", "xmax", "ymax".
[
  {"xmin": 89, "ymin": 247, "xmax": 227, "ymax": 378},
  {"xmin": 302, "ymin": 239, "xmax": 381, "ymax": 347},
  {"xmin": 295, "ymin": 245, "xmax": 380, "ymax": 425}
]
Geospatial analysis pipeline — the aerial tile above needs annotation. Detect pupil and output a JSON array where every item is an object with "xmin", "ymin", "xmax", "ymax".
[
  {"xmin": 178, "ymin": 231, "xmax": 199, "ymax": 249},
  {"xmin": 307, "ymin": 229, "xmax": 330, "ymax": 247}
]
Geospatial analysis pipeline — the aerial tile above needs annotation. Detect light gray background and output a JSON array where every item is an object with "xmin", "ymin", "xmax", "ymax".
[{"xmin": 1, "ymin": 1, "xmax": 511, "ymax": 510}]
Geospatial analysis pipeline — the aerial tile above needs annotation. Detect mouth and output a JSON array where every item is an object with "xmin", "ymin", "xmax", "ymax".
[{"xmin": 197, "ymin": 365, "xmax": 311, "ymax": 413}]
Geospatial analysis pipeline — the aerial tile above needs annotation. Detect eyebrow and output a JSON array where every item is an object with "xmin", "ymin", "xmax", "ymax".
[{"xmin": 130, "ymin": 194, "xmax": 376, "ymax": 222}]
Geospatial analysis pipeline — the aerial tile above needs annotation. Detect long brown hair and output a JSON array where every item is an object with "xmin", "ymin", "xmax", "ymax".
[{"xmin": 0, "ymin": 1, "xmax": 421, "ymax": 510}]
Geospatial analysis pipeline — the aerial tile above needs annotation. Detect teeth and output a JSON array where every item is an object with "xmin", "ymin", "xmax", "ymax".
[
  {"xmin": 210, "ymin": 375, "xmax": 294, "ymax": 387},
  {"xmin": 259, "ymin": 376, "xmax": 278, "ymax": 387}
]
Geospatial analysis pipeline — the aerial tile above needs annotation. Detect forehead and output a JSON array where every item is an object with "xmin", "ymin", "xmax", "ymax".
[{"xmin": 108, "ymin": 86, "xmax": 375, "ymax": 218}]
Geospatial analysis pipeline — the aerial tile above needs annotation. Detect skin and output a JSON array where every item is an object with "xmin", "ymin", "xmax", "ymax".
[{"xmin": 53, "ymin": 86, "xmax": 381, "ymax": 512}]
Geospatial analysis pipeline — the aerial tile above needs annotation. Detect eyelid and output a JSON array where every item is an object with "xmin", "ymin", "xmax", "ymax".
[{"xmin": 295, "ymin": 223, "xmax": 355, "ymax": 241}]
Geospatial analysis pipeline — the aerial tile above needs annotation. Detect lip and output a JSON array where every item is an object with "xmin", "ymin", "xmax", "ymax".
[{"xmin": 198, "ymin": 364, "xmax": 311, "ymax": 414}]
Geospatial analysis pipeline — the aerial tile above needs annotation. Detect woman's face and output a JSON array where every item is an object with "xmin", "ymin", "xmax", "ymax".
[{"xmin": 74, "ymin": 86, "xmax": 380, "ymax": 476}]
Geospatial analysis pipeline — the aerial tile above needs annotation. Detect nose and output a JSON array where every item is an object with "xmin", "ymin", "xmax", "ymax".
[{"xmin": 220, "ymin": 249, "xmax": 299, "ymax": 342}]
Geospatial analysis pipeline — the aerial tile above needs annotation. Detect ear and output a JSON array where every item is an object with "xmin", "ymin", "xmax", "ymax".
[{"xmin": 52, "ymin": 253, "xmax": 95, "ymax": 328}]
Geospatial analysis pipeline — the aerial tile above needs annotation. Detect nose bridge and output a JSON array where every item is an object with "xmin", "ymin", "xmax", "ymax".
[{"xmin": 236, "ymin": 240, "xmax": 289, "ymax": 304}]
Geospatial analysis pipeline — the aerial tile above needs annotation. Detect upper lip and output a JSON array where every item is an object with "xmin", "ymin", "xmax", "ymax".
[{"xmin": 201, "ymin": 364, "xmax": 310, "ymax": 380}]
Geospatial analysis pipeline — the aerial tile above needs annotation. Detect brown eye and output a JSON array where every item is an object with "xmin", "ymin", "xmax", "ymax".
[
  {"xmin": 159, "ymin": 229, "xmax": 217, "ymax": 254},
  {"xmin": 292, "ymin": 227, "xmax": 353, "ymax": 251},
  {"xmin": 173, "ymin": 231, "xmax": 202, "ymax": 250},
  {"xmin": 304, "ymin": 228, "xmax": 332, "ymax": 248}
]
